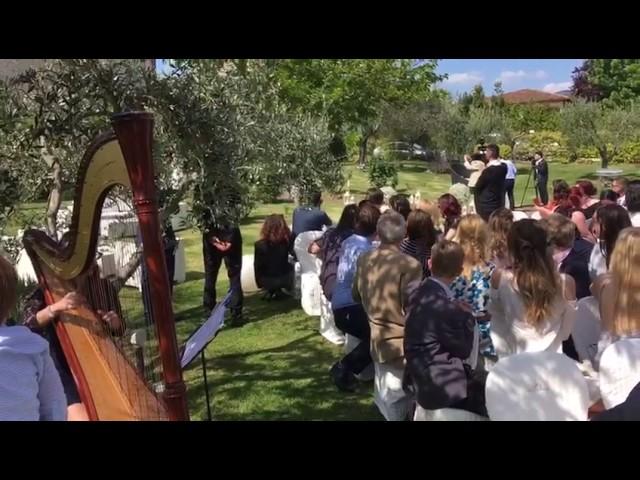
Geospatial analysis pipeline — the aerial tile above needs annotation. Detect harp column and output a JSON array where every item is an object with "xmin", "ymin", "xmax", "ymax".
[{"xmin": 112, "ymin": 111, "xmax": 189, "ymax": 421}]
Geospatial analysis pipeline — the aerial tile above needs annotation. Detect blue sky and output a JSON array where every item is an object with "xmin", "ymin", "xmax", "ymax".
[
  {"xmin": 436, "ymin": 59, "xmax": 583, "ymax": 96},
  {"xmin": 156, "ymin": 59, "xmax": 584, "ymax": 96}
]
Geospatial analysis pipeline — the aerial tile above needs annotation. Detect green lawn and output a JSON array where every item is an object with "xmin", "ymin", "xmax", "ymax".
[{"xmin": 6, "ymin": 159, "xmax": 639, "ymax": 420}]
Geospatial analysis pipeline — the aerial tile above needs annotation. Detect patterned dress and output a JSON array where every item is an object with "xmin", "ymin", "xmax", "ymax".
[{"xmin": 451, "ymin": 262, "xmax": 496, "ymax": 358}]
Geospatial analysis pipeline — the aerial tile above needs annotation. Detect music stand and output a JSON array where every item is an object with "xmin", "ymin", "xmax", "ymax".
[{"xmin": 180, "ymin": 290, "xmax": 232, "ymax": 421}]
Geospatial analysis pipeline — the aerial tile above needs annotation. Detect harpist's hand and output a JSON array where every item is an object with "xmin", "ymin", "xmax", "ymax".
[
  {"xmin": 51, "ymin": 292, "xmax": 86, "ymax": 314},
  {"xmin": 97, "ymin": 310, "xmax": 124, "ymax": 334}
]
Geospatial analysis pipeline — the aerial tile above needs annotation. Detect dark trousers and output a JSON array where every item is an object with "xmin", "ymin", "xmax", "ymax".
[
  {"xmin": 505, "ymin": 178, "xmax": 515, "ymax": 210},
  {"xmin": 202, "ymin": 235, "xmax": 243, "ymax": 317},
  {"xmin": 259, "ymin": 272, "xmax": 294, "ymax": 294},
  {"xmin": 536, "ymin": 178, "xmax": 549, "ymax": 205},
  {"xmin": 333, "ymin": 304, "xmax": 371, "ymax": 375}
]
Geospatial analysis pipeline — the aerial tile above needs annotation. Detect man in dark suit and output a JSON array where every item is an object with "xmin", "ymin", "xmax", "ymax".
[
  {"xmin": 533, "ymin": 150, "xmax": 549, "ymax": 205},
  {"xmin": 404, "ymin": 240, "xmax": 486, "ymax": 417},
  {"xmin": 202, "ymin": 224, "xmax": 243, "ymax": 325},
  {"xmin": 473, "ymin": 144, "xmax": 508, "ymax": 222}
]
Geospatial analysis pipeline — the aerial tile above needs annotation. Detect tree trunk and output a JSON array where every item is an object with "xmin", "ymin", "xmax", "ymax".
[
  {"xmin": 599, "ymin": 147, "xmax": 609, "ymax": 169},
  {"xmin": 45, "ymin": 158, "xmax": 63, "ymax": 240},
  {"xmin": 358, "ymin": 134, "xmax": 370, "ymax": 168}
]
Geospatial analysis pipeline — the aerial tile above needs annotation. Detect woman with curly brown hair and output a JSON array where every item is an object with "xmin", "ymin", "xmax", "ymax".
[{"xmin": 254, "ymin": 214, "xmax": 294, "ymax": 300}]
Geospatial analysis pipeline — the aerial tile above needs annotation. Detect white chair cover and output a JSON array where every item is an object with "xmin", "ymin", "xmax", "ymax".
[
  {"xmin": 319, "ymin": 294, "xmax": 345, "ymax": 345},
  {"xmin": 486, "ymin": 351, "xmax": 589, "ymax": 421},
  {"xmin": 374, "ymin": 361, "xmax": 410, "ymax": 421},
  {"xmin": 293, "ymin": 231, "xmax": 324, "ymax": 316},
  {"xmin": 599, "ymin": 338, "xmax": 640, "ymax": 409},
  {"xmin": 414, "ymin": 405, "xmax": 487, "ymax": 421},
  {"xmin": 512, "ymin": 210, "xmax": 530, "ymax": 222},
  {"xmin": 240, "ymin": 254, "xmax": 260, "ymax": 293},
  {"xmin": 572, "ymin": 296, "xmax": 601, "ymax": 365}
]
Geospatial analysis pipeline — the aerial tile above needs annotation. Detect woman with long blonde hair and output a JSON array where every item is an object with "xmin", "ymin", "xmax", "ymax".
[
  {"xmin": 488, "ymin": 219, "xmax": 576, "ymax": 358},
  {"xmin": 450, "ymin": 214, "xmax": 495, "ymax": 360},
  {"xmin": 592, "ymin": 227, "xmax": 640, "ymax": 369}
]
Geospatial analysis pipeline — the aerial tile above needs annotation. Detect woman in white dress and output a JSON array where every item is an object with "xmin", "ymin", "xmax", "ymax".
[
  {"xmin": 592, "ymin": 227, "xmax": 640, "ymax": 370},
  {"xmin": 488, "ymin": 219, "xmax": 577, "ymax": 359},
  {"xmin": 588, "ymin": 204, "xmax": 631, "ymax": 281}
]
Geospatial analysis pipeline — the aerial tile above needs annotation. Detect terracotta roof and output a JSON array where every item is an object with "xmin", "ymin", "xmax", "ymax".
[{"xmin": 501, "ymin": 89, "xmax": 572, "ymax": 105}]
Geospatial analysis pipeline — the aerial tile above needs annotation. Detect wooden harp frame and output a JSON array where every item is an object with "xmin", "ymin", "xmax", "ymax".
[{"xmin": 23, "ymin": 112, "xmax": 189, "ymax": 421}]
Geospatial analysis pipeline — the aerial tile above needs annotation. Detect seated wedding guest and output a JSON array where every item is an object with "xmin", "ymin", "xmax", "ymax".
[
  {"xmin": 534, "ymin": 179, "xmax": 570, "ymax": 216},
  {"xmin": 488, "ymin": 208, "xmax": 513, "ymax": 269},
  {"xmin": 353, "ymin": 212, "xmax": 422, "ymax": 420},
  {"xmin": 591, "ymin": 227, "xmax": 640, "ymax": 370},
  {"xmin": 389, "ymin": 194, "xmax": 412, "ymax": 220},
  {"xmin": 404, "ymin": 240, "xmax": 487, "ymax": 417},
  {"xmin": 366, "ymin": 188, "xmax": 385, "ymax": 211},
  {"xmin": 574, "ymin": 180, "xmax": 600, "ymax": 220},
  {"xmin": 438, "ymin": 193, "xmax": 462, "ymax": 240},
  {"xmin": 401, "ymin": 210, "xmax": 438, "ymax": 277},
  {"xmin": 0, "ymin": 256, "xmax": 66, "ymax": 421},
  {"xmin": 600, "ymin": 189, "xmax": 620, "ymax": 204},
  {"xmin": 626, "ymin": 180, "xmax": 640, "ymax": 226},
  {"xmin": 612, "ymin": 176, "xmax": 628, "ymax": 207},
  {"xmin": 416, "ymin": 199, "xmax": 443, "ymax": 235},
  {"xmin": 291, "ymin": 191, "xmax": 332, "ymax": 239},
  {"xmin": 451, "ymin": 214, "xmax": 495, "ymax": 362},
  {"xmin": 254, "ymin": 214, "xmax": 294, "ymax": 300},
  {"xmin": 553, "ymin": 188, "xmax": 595, "ymax": 243},
  {"xmin": 541, "ymin": 214, "xmax": 593, "ymax": 300},
  {"xmin": 488, "ymin": 219, "xmax": 577, "ymax": 358},
  {"xmin": 541, "ymin": 213, "xmax": 594, "ymax": 361},
  {"xmin": 330, "ymin": 203, "xmax": 381, "ymax": 392},
  {"xmin": 588, "ymin": 204, "xmax": 631, "ymax": 281},
  {"xmin": 592, "ymin": 380, "xmax": 640, "ymax": 421},
  {"xmin": 308, "ymin": 204, "xmax": 359, "ymax": 302}
]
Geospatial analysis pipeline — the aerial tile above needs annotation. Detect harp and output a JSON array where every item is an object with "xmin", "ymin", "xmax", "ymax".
[{"xmin": 22, "ymin": 112, "xmax": 189, "ymax": 421}]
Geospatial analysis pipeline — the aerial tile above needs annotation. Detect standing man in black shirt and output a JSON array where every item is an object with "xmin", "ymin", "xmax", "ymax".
[
  {"xmin": 473, "ymin": 144, "xmax": 508, "ymax": 222},
  {"xmin": 533, "ymin": 150, "xmax": 549, "ymax": 205},
  {"xmin": 202, "ymin": 224, "xmax": 243, "ymax": 325}
]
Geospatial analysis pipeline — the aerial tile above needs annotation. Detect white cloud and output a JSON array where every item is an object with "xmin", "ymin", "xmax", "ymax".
[
  {"xmin": 497, "ymin": 69, "xmax": 548, "ymax": 84},
  {"xmin": 442, "ymin": 71, "xmax": 484, "ymax": 85},
  {"xmin": 542, "ymin": 81, "xmax": 572, "ymax": 93}
]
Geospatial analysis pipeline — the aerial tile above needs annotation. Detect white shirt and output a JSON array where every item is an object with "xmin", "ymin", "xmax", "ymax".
[
  {"xmin": 618, "ymin": 194, "xmax": 626, "ymax": 208},
  {"xmin": 501, "ymin": 159, "xmax": 517, "ymax": 180},
  {"xmin": 589, "ymin": 242, "xmax": 608, "ymax": 281},
  {"xmin": 488, "ymin": 270, "xmax": 576, "ymax": 358},
  {"xmin": 630, "ymin": 211, "xmax": 640, "ymax": 227}
]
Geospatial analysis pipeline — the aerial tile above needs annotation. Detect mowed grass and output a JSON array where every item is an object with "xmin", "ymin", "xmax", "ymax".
[{"xmin": 7, "ymin": 159, "xmax": 639, "ymax": 420}]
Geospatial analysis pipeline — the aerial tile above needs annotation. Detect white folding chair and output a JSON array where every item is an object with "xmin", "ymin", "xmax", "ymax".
[
  {"xmin": 572, "ymin": 296, "xmax": 601, "ymax": 365},
  {"xmin": 512, "ymin": 210, "xmax": 530, "ymax": 222},
  {"xmin": 414, "ymin": 405, "xmax": 487, "ymax": 421},
  {"xmin": 319, "ymin": 293, "xmax": 345, "ymax": 345},
  {"xmin": 240, "ymin": 254, "xmax": 260, "ymax": 293},
  {"xmin": 293, "ymin": 231, "xmax": 324, "ymax": 316},
  {"xmin": 599, "ymin": 338, "xmax": 640, "ymax": 409},
  {"xmin": 486, "ymin": 351, "xmax": 589, "ymax": 421}
]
